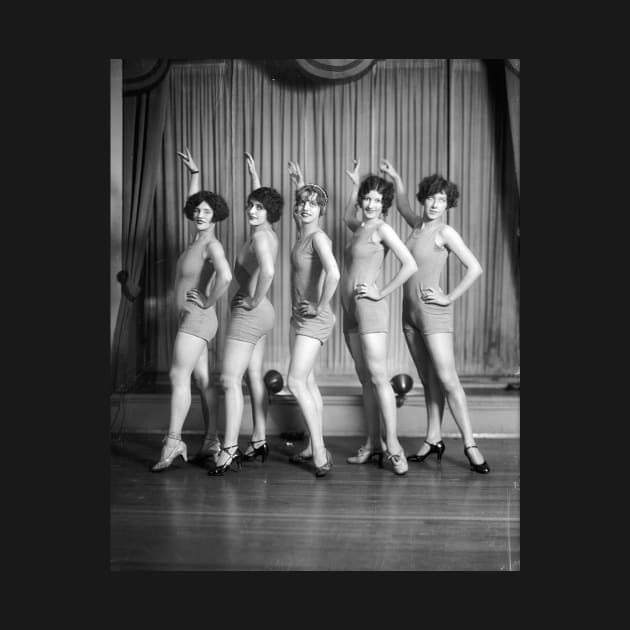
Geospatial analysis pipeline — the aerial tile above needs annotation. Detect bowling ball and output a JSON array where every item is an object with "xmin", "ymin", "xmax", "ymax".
[
  {"xmin": 264, "ymin": 369, "xmax": 284, "ymax": 394},
  {"xmin": 390, "ymin": 373, "xmax": 413, "ymax": 396}
]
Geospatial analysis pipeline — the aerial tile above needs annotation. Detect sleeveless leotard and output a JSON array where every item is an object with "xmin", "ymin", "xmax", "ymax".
[
  {"xmin": 175, "ymin": 238, "xmax": 219, "ymax": 343},
  {"xmin": 226, "ymin": 230, "xmax": 276, "ymax": 345},
  {"xmin": 402, "ymin": 222, "xmax": 453, "ymax": 336},
  {"xmin": 290, "ymin": 230, "xmax": 336, "ymax": 344},
  {"xmin": 341, "ymin": 221, "xmax": 389, "ymax": 335}
]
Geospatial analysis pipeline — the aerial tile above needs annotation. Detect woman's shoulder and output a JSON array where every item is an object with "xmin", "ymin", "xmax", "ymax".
[
  {"xmin": 204, "ymin": 236, "xmax": 227, "ymax": 257},
  {"xmin": 375, "ymin": 219, "xmax": 400, "ymax": 239},
  {"xmin": 311, "ymin": 229, "xmax": 331, "ymax": 244},
  {"xmin": 436, "ymin": 223, "xmax": 459, "ymax": 240},
  {"xmin": 252, "ymin": 227, "xmax": 278, "ymax": 245}
]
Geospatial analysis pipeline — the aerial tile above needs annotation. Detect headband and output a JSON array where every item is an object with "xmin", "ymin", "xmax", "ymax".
[{"xmin": 298, "ymin": 183, "xmax": 328, "ymax": 206}]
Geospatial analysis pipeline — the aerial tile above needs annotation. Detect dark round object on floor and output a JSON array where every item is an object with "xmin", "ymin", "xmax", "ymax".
[
  {"xmin": 264, "ymin": 369, "xmax": 284, "ymax": 394},
  {"xmin": 390, "ymin": 373, "xmax": 413, "ymax": 396}
]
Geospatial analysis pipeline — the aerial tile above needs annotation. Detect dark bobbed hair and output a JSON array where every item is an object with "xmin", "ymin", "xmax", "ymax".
[
  {"xmin": 247, "ymin": 187, "xmax": 284, "ymax": 223},
  {"xmin": 416, "ymin": 174, "xmax": 459, "ymax": 209},
  {"xmin": 358, "ymin": 175, "xmax": 394, "ymax": 216},
  {"xmin": 294, "ymin": 184, "xmax": 328, "ymax": 216},
  {"xmin": 183, "ymin": 190, "xmax": 230, "ymax": 222}
]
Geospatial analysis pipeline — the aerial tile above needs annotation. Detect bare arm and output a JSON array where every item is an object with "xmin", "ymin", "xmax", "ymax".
[
  {"xmin": 380, "ymin": 159, "xmax": 418, "ymax": 228},
  {"xmin": 298, "ymin": 232, "xmax": 340, "ymax": 317},
  {"xmin": 421, "ymin": 226, "xmax": 482, "ymax": 305},
  {"xmin": 185, "ymin": 240, "xmax": 233, "ymax": 309},
  {"xmin": 245, "ymin": 152, "xmax": 261, "ymax": 190},
  {"xmin": 288, "ymin": 161, "xmax": 305, "ymax": 189},
  {"xmin": 288, "ymin": 161, "xmax": 305, "ymax": 231},
  {"xmin": 176, "ymin": 147, "xmax": 201, "ymax": 197},
  {"xmin": 344, "ymin": 159, "xmax": 363, "ymax": 232},
  {"xmin": 355, "ymin": 222, "xmax": 417, "ymax": 301}
]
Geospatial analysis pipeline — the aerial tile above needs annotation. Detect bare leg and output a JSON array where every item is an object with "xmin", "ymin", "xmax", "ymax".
[
  {"xmin": 244, "ymin": 335, "xmax": 268, "ymax": 452},
  {"xmin": 167, "ymin": 332, "xmax": 208, "ymax": 437},
  {"xmin": 359, "ymin": 332, "xmax": 403, "ymax": 456},
  {"xmin": 192, "ymin": 343, "xmax": 220, "ymax": 457},
  {"xmin": 218, "ymin": 337, "xmax": 256, "ymax": 467},
  {"xmin": 155, "ymin": 331, "xmax": 207, "ymax": 466},
  {"xmin": 287, "ymin": 331, "xmax": 327, "ymax": 468},
  {"xmin": 344, "ymin": 331, "xmax": 383, "ymax": 451},
  {"xmin": 403, "ymin": 327, "xmax": 445, "ymax": 457},
  {"xmin": 299, "ymin": 366, "xmax": 324, "ymax": 457},
  {"xmin": 424, "ymin": 333, "xmax": 486, "ymax": 466}
]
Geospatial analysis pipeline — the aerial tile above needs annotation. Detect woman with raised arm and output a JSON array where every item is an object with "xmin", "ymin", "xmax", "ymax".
[
  {"xmin": 209, "ymin": 153, "xmax": 284, "ymax": 476},
  {"xmin": 380, "ymin": 159, "xmax": 489, "ymax": 474},
  {"xmin": 152, "ymin": 148, "xmax": 232, "ymax": 472},
  {"xmin": 283, "ymin": 161, "xmax": 340, "ymax": 478},
  {"xmin": 341, "ymin": 159, "xmax": 418, "ymax": 476}
]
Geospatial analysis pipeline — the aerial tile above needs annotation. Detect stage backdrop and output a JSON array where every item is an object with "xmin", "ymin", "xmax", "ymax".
[{"xmin": 111, "ymin": 58, "xmax": 519, "ymax": 391}]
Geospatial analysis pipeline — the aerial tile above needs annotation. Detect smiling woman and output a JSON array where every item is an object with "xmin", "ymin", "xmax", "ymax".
[
  {"xmin": 210, "ymin": 153, "xmax": 284, "ymax": 476},
  {"xmin": 340, "ymin": 160, "xmax": 418, "ymax": 475},
  {"xmin": 282, "ymin": 162, "xmax": 340, "ymax": 477},
  {"xmin": 151, "ymin": 148, "xmax": 232, "ymax": 472},
  {"xmin": 380, "ymin": 160, "xmax": 490, "ymax": 474}
]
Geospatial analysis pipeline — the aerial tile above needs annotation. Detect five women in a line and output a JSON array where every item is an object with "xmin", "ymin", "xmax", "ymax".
[{"xmin": 152, "ymin": 150, "xmax": 490, "ymax": 477}]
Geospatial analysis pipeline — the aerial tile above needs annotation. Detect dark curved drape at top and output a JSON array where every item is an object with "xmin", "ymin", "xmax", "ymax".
[
  {"xmin": 110, "ymin": 74, "xmax": 170, "ymax": 391},
  {"xmin": 504, "ymin": 59, "xmax": 520, "ymax": 195},
  {"xmin": 112, "ymin": 58, "xmax": 520, "ymax": 391}
]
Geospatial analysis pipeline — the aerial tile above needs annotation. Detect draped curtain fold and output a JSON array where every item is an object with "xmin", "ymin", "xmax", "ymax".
[
  {"xmin": 504, "ymin": 60, "xmax": 520, "ymax": 194},
  {"xmin": 448, "ymin": 60, "xmax": 520, "ymax": 373},
  {"xmin": 112, "ymin": 58, "xmax": 520, "ymax": 390},
  {"xmin": 111, "ymin": 76, "xmax": 170, "ymax": 390}
]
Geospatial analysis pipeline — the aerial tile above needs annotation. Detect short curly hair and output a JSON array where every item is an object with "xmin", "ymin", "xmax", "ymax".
[
  {"xmin": 416, "ymin": 174, "xmax": 459, "ymax": 209},
  {"xmin": 247, "ymin": 187, "xmax": 284, "ymax": 223},
  {"xmin": 358, "ymin": 175, "xmax": 395, "ymax": 216},
  {"xmin": 183, "ymin": 190, "xmax": 230, "ymax": 222},
  {"xmin": 294, "ymin": 184, "xmax": 328, "ymax": 216}
]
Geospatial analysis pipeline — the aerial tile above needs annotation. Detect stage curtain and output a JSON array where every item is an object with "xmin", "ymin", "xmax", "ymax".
[
  {"xmin": 110, "ymin": 75, "xmax": 170, "ymax": 390},
  {"xmin": 448, "ymin": 60, "xmax": 520, "ymax": 374},
  {"xmin": 114, "ymin": 58, "xmax": 520, "ymax": 389},
  {"xmin": 504, "ymin": 59, "xmax": 520, "ymax": 195}
]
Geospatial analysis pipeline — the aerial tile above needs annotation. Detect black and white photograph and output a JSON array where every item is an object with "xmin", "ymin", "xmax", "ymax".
[{"xmin": 109, "ymin": 58, "xmax": 520, "ymax": 571}]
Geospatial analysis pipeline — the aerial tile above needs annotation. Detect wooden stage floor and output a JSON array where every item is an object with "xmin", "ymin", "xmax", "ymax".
[{"xmin": 110, "ymin": 434, "xmax": 520, "ymax": 571}]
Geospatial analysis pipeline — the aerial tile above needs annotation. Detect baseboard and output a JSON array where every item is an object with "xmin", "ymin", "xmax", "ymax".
[{"xmin": 110, "ymin": 385, "xmax": 519, "ymax": 438}]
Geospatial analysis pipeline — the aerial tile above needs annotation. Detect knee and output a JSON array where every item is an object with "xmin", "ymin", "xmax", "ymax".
[
  {"xmin": 287, "ymin": 372, "xmax": 307, "ymax": 396},
  {"xmin": 219, "ymin": 372, "xmax": 240, "ymax": 392},
  {"xmin": 192, "ymin": 373, "xmax": 210, "ymax": 391},
  {"xmin": 169, "ymin": 366, "xmax": 189, "ymax": 388},
  {"xmin": 370, "ymin": 372, "xmax": 390, "ymax": 389}
]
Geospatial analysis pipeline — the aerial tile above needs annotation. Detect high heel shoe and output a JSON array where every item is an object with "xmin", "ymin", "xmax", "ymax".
[
  {"xmin": 289, "ymin": 451, "xmax": 313, "ymax": 464},
  {"xmin": 385, "ymin": 449, "xmax": 408, "ymax": 476},
  {"xmin": 207, "ymin": 445, "xmax": 242, "ymax": 476},
  {"xmin": 242, "ymin": 439, "xmax": 269, "ymax": 462},
  {"xmin": 407, "ymin": 440, "xmax": 445, "ymax": 463},
  {"xmin": 464, "ymin": 445, "xmax": 490, "ymax": 474},
  {"xmin": 314, "ymin": 450, "xmax": 333, "ymax": 478},
  {"xmin": 347, "ymin": 445, "xmax": 384, "ymax": 467},
  {"xmin": 151, "ymin": 433, "xmax": 188, "ymax": 472},
  {"xmin": 192, "ymin": 436, "xmax": 221, "ymax": 463}
]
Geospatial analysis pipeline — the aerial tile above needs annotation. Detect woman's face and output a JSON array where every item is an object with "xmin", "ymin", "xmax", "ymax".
[
  {"xmin": 193, "ymin": 201, "xmax": 214, "ymax": 230},
  {"xmin": 360, "ymin": 189, "xmax": 383, "ymax": 221},
  {"xmin": 294, "ymin": 191, "xmax": 322, "ymax": 225},
  {"xmin": 422, "ymin": 191, "xmax": 448, "ymax": 220},
  {"xmin": 246, "ymin": 198, "xmax": 269, "ymax": 226}
]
